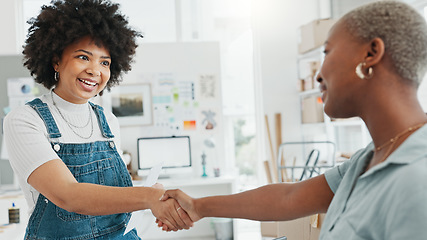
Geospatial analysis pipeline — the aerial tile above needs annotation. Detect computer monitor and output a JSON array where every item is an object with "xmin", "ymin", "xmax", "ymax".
[{"xmin": 137, "ymin": 136, "xmax": 192, "ymax": 177}]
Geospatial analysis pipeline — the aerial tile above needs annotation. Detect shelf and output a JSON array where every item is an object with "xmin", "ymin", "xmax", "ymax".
[
  {"xmin": 301, "ymin": 122, "xmax": 326, "ymax": 127},
  {"xmin": 330, "ymin": 117, "xmax": 365, "ymax": 126},
  {"xmin": 297, "ymin": 47, "xmax": 324, "ymax": 61},
  {"xmin": 330, "ymin": 119, "xmax": 365, "ymax": 127},
  {"xmin": 133, "ymin": 175, "xmax": 237, "ymax": 188},
  {"xmin": 301, "ymin": 118, "xmax": 367, "ymax": 129},
  {"xmin": 298, "ymin": 88, "xmax": 320, "ymax": 97}
]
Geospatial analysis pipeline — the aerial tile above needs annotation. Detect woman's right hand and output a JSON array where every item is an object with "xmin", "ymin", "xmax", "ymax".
[{"xmin": 157, "ymin": 189, "xmax": 202, "ymax": 231}]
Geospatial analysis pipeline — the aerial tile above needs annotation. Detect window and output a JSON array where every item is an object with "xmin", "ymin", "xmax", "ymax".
[{"xmin": 178, "ymin": 0, "xmax": 258, "ymax": 189}]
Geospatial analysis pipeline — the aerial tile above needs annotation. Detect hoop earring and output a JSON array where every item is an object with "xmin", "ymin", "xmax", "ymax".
[
  {"xmin": 355, "ymin": 62, "xmax": 373, "ymax": 79},
  {"xmin": 54, "ymin": 71, "xmax": 60, "ymax": 82}
]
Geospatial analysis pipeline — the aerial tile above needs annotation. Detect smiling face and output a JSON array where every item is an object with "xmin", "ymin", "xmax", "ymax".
[
  {"xmin": 53, "ymin": 36, "xmax": 111, "ymax": 104},
  {"xmin": 317, "ymin": 20, "xmax": 368, "ymax": 119}
]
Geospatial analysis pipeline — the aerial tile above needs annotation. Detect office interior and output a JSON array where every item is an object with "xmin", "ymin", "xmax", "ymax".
[{"xmin": 1, "ymin": 0, "xmax": 427, "ymax": 239}]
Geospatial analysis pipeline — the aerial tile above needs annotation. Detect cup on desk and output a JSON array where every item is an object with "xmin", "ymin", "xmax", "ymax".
[{"xmin": 214, "ymin": 168, "xmax": 220, "ymax": 177}]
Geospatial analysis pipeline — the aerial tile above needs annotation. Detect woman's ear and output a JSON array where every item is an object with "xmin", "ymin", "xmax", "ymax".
[
  {"xmin": 52, "ymin": 56, "xmax": 60, "ymax": 71},
  {"xmin": 364, "ymin": 37, "xmax": 385, "ymax": 68}
]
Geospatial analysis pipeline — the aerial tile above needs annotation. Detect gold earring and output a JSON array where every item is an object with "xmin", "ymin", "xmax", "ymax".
[{"xmin": 355, "ymin": 62, "xmax": 373, "ymax": 79}]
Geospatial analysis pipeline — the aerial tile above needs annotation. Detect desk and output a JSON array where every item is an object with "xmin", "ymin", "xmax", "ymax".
[{"xmin": 134, "ymin": 176, "xmax": 238, "ymax": 240}]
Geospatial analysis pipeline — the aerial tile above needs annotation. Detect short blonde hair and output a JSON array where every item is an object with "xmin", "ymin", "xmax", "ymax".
[{"xmin": 342, "ymin": 1, "xmax": 427, "ymax": 86}]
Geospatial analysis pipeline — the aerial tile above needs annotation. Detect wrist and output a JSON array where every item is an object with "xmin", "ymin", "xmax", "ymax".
[
  {"xmin": 145, "ymin": 187, "xmax": 165, "ymax": 209},
  {"xmin": 193, "ymin": 197, "xmax": 205, "ymax": 218}
]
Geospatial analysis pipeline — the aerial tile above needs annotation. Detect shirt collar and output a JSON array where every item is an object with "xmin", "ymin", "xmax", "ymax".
[
  {"xmin": 50, "ymin": 90, "xmax": 90, "ymax": 113},
  {"xmin": 361, "ymin": 124, "xmax": 427, "ymax": 177}
]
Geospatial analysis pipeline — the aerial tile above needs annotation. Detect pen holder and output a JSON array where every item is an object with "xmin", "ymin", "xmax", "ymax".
[{"xmin": 9, "ymin": 203, "xmax": 20, "ymax": 224}]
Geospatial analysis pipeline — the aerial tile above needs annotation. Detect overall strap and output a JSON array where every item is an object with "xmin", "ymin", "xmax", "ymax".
[
  {"xmin": 26, "ymin": 98, "xmax": 62, "ymax": 139},
  {"xmin": 89, "ymin": 102, "xmax": 115, "ymax": 139}
]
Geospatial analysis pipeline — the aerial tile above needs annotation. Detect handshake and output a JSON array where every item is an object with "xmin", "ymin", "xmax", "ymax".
[{"xmin": 151, "ymin": 188, "xmax": 201, "ymax": 232}]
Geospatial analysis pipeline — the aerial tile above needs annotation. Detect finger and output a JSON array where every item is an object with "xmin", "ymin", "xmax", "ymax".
[
  {"xmin": 156, "ymin": 219, "xmax": 162, "ymax": 227},
  {"xmin": 156, "ymin": 219, "xmax": 164, "ymax": 228},
  {"xmin": 165, "ymin": 205, "xmax": 182, "ymax": 230},
  {"xmin": 171, "ymin": 202, "xmax": 190, "ymax": 230},
  {"xmin": 157, "ymin": 220, "xmax": 167, "ymax": 230},
  {"xmin": 177, "ymin": 206, "xmax": 194, "ymax": 228},
  {"xmin": 162, "ymin": 219, "xmax": 177, "ymax": 232},
  {"xmin": 160, "ymin": 189, "xmax": 181, "ymax": 201},
  {"xmin": 157, "ymin": 208, "xmax": 179, "ymax": 231},
  {"xmin": 159, "ymin": 193, "xmax": 169, "ymax": 201},
  {"xmin": 160, "ymin": 218, "xmax": 177, "ymax": 231},
  {"xmin": 173, "ymin": 208, "xmax": 186, "ymax": 230},
  {"xmin": 160, "ymin": 200, "xmax": 184, "ymax": 230},
  {"xmin": 158, "ymin": 221, "xmax": 168, "ymax": 230}
]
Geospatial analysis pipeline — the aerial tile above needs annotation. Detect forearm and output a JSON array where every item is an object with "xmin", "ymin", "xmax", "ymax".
[
  {"xmin": 195, "ymin": 184, "xmax": 294, "ymax": 221},
  {"xmin": 195, "ymin": 176, "xmax": 333, "ymax": 221},
  {"xmin": 60, "ymin": 183, "xmax": 163, "ymax": 216}
]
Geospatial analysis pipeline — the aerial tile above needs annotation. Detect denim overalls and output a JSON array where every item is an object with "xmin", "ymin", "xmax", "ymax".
[{"xmin": 25, "ymin": 98, "xmax": 140, "ymax": 240}]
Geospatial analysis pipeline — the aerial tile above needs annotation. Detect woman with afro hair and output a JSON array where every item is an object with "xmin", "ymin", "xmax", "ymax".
[{"xmin": 4, "ymin": 0, "xmax": 192, "ymax": 239}]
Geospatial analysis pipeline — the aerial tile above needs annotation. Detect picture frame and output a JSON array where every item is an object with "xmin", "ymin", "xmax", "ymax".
[{"xmin": 110, "ymin": 84, "xmax": 153, "ymax": 126}]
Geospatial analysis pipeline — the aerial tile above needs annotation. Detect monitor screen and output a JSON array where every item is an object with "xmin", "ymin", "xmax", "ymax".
[{"xmin": 137, "ymin": 136, "xmax": 192, "ymax": 171}]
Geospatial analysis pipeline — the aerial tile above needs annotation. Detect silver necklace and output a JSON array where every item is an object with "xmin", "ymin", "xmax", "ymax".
[{"xmin": 51, "ymin": 90, "xmax": 94, "ymax": 139}]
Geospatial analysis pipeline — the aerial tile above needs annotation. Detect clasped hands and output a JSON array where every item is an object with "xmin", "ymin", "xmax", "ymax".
[{"xmin": 151, "ymin": 188, "xmax": 200, "ymax": 232}]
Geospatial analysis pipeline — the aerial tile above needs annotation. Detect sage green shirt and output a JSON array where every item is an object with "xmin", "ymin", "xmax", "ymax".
[{"xmin": 320, "ymin": 125, "xmax": 427, "ymax": 240}]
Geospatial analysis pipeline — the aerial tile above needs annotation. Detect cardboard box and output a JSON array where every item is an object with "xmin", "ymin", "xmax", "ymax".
[
  {"xmin": 299, "ymin": 60, "xmax": 321, "ymax": 92},
  {"xmin": 298, "ymin": 19, "xmax": 336, "ymax": 54},
  {"xmin": 261, "ymin": 214, "xmax": 325, "ymax": 240},
  {"xmin": 301, "ymin": 96, "xmax": 324, "ymax": 123}
]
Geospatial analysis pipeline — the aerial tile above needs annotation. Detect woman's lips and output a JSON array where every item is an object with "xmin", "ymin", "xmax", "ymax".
[
  {"xmin": 320, "ymin": 85, "xmax": 327, "ymax": 101},
  {"xmin": 78, "ymin": 78, "xmax": 98, "ymax": 91},
  {"xmin": 78, "ymin": 78, "xmax": 97, "ymax": 86}
]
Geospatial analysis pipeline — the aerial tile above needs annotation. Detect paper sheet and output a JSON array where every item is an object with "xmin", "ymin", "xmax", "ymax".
[{"xmin": 124, "ymin": 162, "xmax": 163, "ymax": 236}]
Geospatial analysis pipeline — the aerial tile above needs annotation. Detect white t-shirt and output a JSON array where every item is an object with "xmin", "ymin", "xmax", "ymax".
[{"xmin": 4, "ymin": 91, "xmax": 123, "ymax": 216}]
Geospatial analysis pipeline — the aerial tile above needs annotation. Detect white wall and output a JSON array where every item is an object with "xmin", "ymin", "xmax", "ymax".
[
  {"xmin": 0, "ymin": 0, "xmax": 21, "ymax": 55},
  {"xmin": 112, "ymin": 42, "xmax": 223, "ymax": 178},
  {"xmin": 252, "ymin": 0, "xmax": 322, "ymax": 158}
]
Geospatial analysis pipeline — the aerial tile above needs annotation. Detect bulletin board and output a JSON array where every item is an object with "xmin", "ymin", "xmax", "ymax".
[{"xmin": 101, "ymin": 42, "xmax": 224, "ymax": 176}]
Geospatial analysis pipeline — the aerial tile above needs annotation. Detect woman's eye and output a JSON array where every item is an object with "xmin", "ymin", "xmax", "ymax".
[
  {"xmin": 101, "ymin": 61, "xmax": 110, "ymax": 67},
  {"xmin": 77, "ymin": 55, "xmax": 89, "ymax": 61}
]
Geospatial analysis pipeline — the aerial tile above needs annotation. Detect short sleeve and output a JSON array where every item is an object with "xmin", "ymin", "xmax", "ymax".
[
  {"xmin": 324, "ymin": 158, "xmax": 354, "ymax": 193},
  {"xmin": 4, "ymin": 106, "xmax": 59, "ymax": 182}
]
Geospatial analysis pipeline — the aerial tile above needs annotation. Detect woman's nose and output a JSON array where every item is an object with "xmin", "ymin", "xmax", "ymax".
[
  {"xmin": 86, "ymin": 64, "xmax": 101, "ymax": 77},
  {"xmin": 316, "ymin": 73, "xmax": 323, "ymax": 83}
]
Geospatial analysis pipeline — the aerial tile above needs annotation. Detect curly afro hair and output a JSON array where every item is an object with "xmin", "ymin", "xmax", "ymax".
[{"xmin": 23, "ymin": 0, "xmax": 142, "ymax": 91}]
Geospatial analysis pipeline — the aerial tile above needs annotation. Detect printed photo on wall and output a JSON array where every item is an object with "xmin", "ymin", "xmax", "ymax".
[
  {"xmin": 111, "ymin": 84, "xmax": 153, "ymax": 126},
  {"xmin": 198, "ymin": 74, "xmax": 217, "ymax": 101}
]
